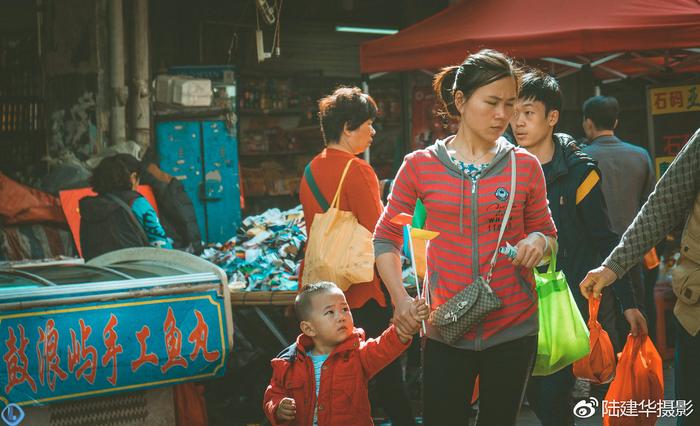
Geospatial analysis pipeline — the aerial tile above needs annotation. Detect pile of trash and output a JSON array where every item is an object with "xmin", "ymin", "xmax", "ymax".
[
  {"xmin": 201, "ymin": 205, "xmax": 421, "ymax": 293},
  {"xmin": 200, "ymin": 206, "xmax": 306, "ymax": 291}
]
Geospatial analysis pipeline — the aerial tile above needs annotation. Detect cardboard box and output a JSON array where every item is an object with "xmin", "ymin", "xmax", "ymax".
[{"xmin": 172, "ymin": 78, "xmax": 212, "ymax": 106}]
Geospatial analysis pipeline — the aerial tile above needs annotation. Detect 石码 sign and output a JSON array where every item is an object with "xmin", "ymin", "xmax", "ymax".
[{"xmin": 647, "ymin": 83, "xmax": 700, "ymax": 178}]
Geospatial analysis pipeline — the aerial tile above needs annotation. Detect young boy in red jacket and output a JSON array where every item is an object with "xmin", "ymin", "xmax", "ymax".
[{"xmin": 263, "ymin": 281, "xmax": 428, "ymax": 425}]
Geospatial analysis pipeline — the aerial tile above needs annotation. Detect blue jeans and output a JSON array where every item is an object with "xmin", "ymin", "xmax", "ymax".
[
  {"xmin": 675, "ymin": 315, "xmax": 700, "ymax": 426},
  {"xmin": 526, "ymin": 365, "xmax": 576, "ymax": 426}
]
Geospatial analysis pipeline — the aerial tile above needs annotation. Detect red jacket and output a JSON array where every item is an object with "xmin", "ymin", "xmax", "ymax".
[{"xmin": 263, "ymin": 325, "xmax": 410, "ymax": 426}]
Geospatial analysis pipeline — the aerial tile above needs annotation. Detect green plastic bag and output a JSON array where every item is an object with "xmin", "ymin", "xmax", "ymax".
[{"xmin": 532, "ymin": 254, "xmax": 590, "ymax": 376}]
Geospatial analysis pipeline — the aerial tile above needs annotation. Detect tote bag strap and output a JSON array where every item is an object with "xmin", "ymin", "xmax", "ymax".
[
  {"xmin": 304, "ymin": 163, "xmax": 330, "ymax": 212},
  {"xmin": 329, "ymin": 159, "xmax": 355, "ymax": 209},
  {"xmin": 105, "ymin": 193, "xmax": 150, "ymax": 245},
  {"xmin": 486, "ymin": 150, "xmax": 517, "ymax": 283}
]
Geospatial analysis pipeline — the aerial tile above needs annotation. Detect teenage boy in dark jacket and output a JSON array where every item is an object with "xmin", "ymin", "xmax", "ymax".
[{"xmin": 509, "ymin": 70, "xmax": 647, "ymax": 426}]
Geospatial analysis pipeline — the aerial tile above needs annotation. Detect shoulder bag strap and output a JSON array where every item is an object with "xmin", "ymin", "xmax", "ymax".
[
  {"xmin": 329, "ymin": 159, "xmax": 355, "ymax": 209},
  {"xmin": 486, "ymin": 150, "xmax": 517, "ymax": 283},
  {"xmin": 304, "ymin": 163, "xmax": 330, "ymax": 212},
  {"xmin": 105, "ymin": 193, "xmax": 150, "ymax": 245}
]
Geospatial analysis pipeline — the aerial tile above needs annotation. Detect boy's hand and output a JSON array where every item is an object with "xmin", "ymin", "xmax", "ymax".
[
  {"xmin": 412, "ymin": 298, "xmax": 430, "ymax": 322},
  {"xmin": 276, "ymin": 397, "xmax": 296, "ymax": 422},
  {"xmin": 395, "ymin": 324, "xmax": 415, "ymax": 344}
]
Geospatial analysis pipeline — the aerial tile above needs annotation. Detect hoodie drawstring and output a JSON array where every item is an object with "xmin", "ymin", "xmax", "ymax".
[{"xmin": 459, "ymin": 171, "xmax": 465, "ymax": 235}]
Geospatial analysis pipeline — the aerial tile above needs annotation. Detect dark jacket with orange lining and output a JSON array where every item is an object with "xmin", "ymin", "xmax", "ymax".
[{"xmin": 544, "ymin": 133, "xmax": 636, "ymax": 313}]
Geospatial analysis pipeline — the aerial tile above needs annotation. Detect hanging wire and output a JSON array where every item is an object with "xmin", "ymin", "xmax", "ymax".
[{"xmin": 272, "ymin": 0, "xmax": 283, "ymax": 56}]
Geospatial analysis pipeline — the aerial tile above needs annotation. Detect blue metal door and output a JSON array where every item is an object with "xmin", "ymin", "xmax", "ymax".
[
  {"xmin": 155, "ymin": 121, "xmax": 206, "ymax": 239},
  {"xmin": 201, "ymin": 121, "xmax": 241, "ymax": 243}
]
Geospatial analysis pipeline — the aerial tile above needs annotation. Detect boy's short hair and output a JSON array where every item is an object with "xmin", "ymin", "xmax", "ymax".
[
  {"xmin": 294, "ymin": 281, "xmax": 341, "ymax": 321},
  {"xmin": 519, "ymin": 69, "xmax": 563, "ymax": 114},
  {"xmin": 583, "ymin": 96, "xmax": 619, "ymax": 130}
]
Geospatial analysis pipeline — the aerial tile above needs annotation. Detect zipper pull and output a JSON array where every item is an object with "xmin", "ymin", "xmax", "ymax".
[{"xmin": 472, "ymin": 179, "xmax": 477, "ymax": 193}]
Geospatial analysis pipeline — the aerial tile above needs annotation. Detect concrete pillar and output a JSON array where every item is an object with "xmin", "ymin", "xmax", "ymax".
[
  {"xmin": 131, "ymin": 0, "xmax": 150, "ymax": 153},
  {"xmin": 109, "ymin": 0, "xmax": 127, "ymax": 145}
]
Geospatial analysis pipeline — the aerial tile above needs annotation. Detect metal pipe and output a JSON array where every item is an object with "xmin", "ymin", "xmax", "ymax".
[
  {"xmin": 254, "ymin": 307, "xmax": 289, "ymax": 347},
  {"xmin": 590, "ymin": 52, "xmax": 624, "ymax": 68},
  {"xmin": 541, "ymin": 57, "xmax": 583, "ymax": 69},
  {"xmin": 597, "ymin": 65, "xmax": 627, "ymax": 80},
  {"xmin": 131, "ymin": 0, "xmax": 151, "ymax": 153},
  {"xmin": 109, "ymin": 0, "xmax": 127, "ymax": 145},
  {"xmin": 369, "ymin": 72, "xmax": 389, "ymax": 80}
]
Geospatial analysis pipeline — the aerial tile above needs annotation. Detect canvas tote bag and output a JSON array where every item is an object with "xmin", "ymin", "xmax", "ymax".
[{"xmin": 301, "ymin": 159, "xmax": 375, "ymax": 290}]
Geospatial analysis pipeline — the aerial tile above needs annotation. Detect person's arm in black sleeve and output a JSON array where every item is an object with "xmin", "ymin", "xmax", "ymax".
[{"xmin": 576, "ymin": 168, "xmax": 637, "ymax": 310}]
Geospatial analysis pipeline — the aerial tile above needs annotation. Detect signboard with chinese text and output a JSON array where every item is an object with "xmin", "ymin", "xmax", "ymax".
[
  {"xmin": 1, "ymin": 290, "xmax": 228, "ymax": 408},
  {"xmin": 647, "ymin": 84, "xmax": 700, "ymax": 178},
  {"xmin": 655, "ymin": 156, "xmax": 676, "ymax": 180}
]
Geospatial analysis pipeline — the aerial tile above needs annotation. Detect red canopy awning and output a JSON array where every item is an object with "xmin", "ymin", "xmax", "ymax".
[{"xmin": 360, "ymin": 0, "xmax": 700, "ymax": 75}]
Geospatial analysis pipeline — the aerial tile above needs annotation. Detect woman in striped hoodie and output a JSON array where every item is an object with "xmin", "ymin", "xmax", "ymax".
[{"xmin": 374, "ymin": 49, "xmax": 557, "ymax": 426}]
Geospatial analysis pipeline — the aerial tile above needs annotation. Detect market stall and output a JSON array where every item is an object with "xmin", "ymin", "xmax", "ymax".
[
  {"xmin": 0, "ymin": 248, "xmax": 233, "ymax": 424},
  {"xmin": 358, "ymin": 0, "xmax": 700, "ymax": 162},
  {"xmin": 360, "ymin": 0, "xmax": 700, "ymax": 81}
]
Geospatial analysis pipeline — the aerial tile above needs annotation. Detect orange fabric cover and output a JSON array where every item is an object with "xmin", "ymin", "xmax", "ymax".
[
  {"xmin": 0, "ymin": 172, "xmax": 66, "ymax": 225},
  {"xmin": 360, "ymin": 0, "xmax": 700, "ymax": 74},
  {"xmin": 59, "ymin": 185, "xmax": 158, "ymax": 258}
]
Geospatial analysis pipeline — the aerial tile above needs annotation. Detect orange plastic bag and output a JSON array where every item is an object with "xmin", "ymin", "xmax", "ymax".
[
  {"xmin": 573, "ymin": 296, "xmax": 616, "ymax": 384},
  {"xmin": 603, "ymin": 334, "xmax": 664, "ymax": 426},
  {"xmin": 59, "ymin": 185, "xmax": 159, "ymax": 258},
  {"xmin": 643, "ymin": 247, "xmax": 660, "ymax": 270}
]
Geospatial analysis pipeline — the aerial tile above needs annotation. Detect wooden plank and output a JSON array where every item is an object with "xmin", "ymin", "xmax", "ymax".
[{"xmin": 229, "ymin": 290, "xmax": 296, "ymax": 306}]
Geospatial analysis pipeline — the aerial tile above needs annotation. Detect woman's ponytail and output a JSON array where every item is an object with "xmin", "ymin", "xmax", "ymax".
[{"xmin": 433, "ymin": 65, "xmax": 460, "ymax": 119}]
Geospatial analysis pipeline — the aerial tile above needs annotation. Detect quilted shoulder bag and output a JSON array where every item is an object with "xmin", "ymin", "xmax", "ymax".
[{"xmin": 429, "ymin": 150, "xmax": 516, "ymax": 344}]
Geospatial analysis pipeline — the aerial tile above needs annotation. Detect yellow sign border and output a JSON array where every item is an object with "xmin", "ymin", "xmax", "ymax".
[{"xmin": 655, "ymin": 156, "xmax": 676, "ymax": 179}]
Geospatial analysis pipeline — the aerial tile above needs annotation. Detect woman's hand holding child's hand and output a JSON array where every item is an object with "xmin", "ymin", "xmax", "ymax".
[
  {"xmin": 276, "ymin": 397, "xmax": 296, "ymax": 422},
  {"xmin": 396, "ymin": 298, "xmax": 430, "ymax": 343}
]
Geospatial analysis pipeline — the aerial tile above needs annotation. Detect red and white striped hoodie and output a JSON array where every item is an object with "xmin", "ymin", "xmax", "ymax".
[{"xmin": 374, "ymin": 136, "xmax": 557, "ymax": 350}]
